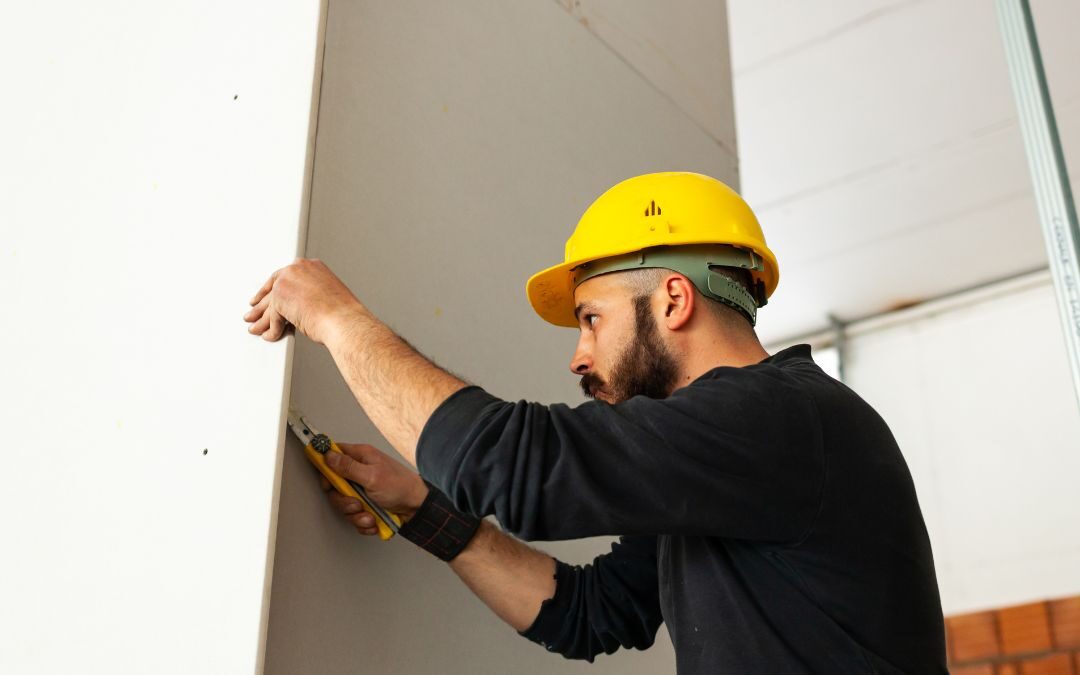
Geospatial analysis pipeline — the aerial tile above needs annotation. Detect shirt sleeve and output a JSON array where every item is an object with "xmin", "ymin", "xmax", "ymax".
[
  {"xmin": 520, "ymin": 535, "xmax": 662, "ymax": 662},
  {"xmin": 416, "ymin": 364, "xmax": 824, "ymax": 542}
]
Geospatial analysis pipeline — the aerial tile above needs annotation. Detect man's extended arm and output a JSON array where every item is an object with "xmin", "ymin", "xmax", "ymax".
[
  {"xmin": 451, "ymin": 525, "xmax": 665, "ymax": 661},
  {"xmin": 450, "ymin": 521, "xmax": 557, "ymax": 632},
  {"xmin": 322, "ymin": 304, "xmax": 465, "ymax": 466},
  {"xmin": 323, "ymin": 443, "xmax": 662, "ymax": 660},
  {"xmin": 244, "ymin": 259, "xmax": 465, "ymax": 465},
  {"xmin": 322, "ymin": 442, "xmax": 556, "ymax": 631}
]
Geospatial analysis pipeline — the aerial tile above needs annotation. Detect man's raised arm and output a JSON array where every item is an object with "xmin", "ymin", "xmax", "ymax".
[{"xmin": 243, "ymin": 258, "xmax": 466, "ymax": 466}]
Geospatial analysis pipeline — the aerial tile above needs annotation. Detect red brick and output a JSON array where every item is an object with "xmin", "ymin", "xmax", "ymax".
[
  {"xmin": 949, "ymin": 610, "xmax": 1001, "ymax": 662},
  {"xmin": 1019, "ymin": 652, "xmax": 1074, "ymax": 675},
  {"xmin": 998, "ymin": 664, "xmax": 1022, "ymax": 675},
  {"xmin": 1000, "ymin": 602, "xmax": 1053, "ymax": 655},
  {"xmin": 951, "ymin": 665, "xmax": 994, "ymax": 675},
  {"xmin": 1049, "ymin": 597, "xmax": 1080, "ymax": 648}
]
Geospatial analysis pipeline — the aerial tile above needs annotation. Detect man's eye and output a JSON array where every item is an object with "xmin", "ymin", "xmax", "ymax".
[{"xmin": 586, "ymin": 314, "xmax": 599, "ymax": 327}]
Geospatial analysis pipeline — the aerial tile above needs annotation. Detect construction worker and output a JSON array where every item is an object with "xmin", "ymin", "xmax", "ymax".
[{"xmin": 245, "ymin": 172, "xmax": 947, "ymax": 673}]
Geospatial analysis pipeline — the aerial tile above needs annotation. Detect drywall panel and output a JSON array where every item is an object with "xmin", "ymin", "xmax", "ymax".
[
  {"xmin": 0, "ymin": 2, "xmax": 324, "ymax": 673},
  {"xmin": 264, "ymin": 1, "xmax": 735, "ymax": 673},
  {"xmin": 555, "ymin": 0, "xmax": 739, "ymax": 153},
  {"xmin": 845, "ymin": 279, "xmax": 1080, "ymax": 614}
]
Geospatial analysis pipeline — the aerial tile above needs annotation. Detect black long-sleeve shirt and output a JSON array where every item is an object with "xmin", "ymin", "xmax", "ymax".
[{"xmin": 416, "ymin": 344, "xmax": 947, "ymax": 673}]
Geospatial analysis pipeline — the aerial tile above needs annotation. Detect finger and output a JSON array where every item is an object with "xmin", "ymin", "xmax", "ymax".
[
  {"xmin": 337, "ymin": 442, "xmax": 382, "ymax": 464},
  {"xmin": 354, "ymin": 525, "xmax": 379, "ymax": 536},
  {"xmin": 250, "ymin": 271, "xmax": 280, "ymax": 306},
  {"xmin": 328, "ymin": 491, "xmax": 364, "ymax": 515},
  {"xmin": 243, "ymin": 305, "xmax": 265, "ymax": 324},
  {"xmin": 262, "ymin": 310, "xmax": 288, "ymax": 342},
  {"xmin": 248, "ymin": 313, "xmax": 271, "ymax": 335},
  {"xmin": 324, "ymin": 450, "xmax": 373, "ymax": 486},
  {"xmin": 319, "ymin": 475, "xmax": 332, "ymax": 492},
  {"xmin": 243, "ymin": 294, "xmax": 271, "ymax": 323},
  {"xmin": 347, "ymin": 512, "xmax": 376, "ymax": 530}
]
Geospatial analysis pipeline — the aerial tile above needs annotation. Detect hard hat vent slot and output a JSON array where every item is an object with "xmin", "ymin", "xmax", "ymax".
[{"xmin": 644, "ymin": 200, "xmax": 662, "ymax": 217}]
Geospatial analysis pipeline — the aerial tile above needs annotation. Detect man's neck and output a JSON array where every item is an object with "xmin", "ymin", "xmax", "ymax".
[{"xmin": 672, "ymin": 331, "xmax": 770, "ymax": 391}]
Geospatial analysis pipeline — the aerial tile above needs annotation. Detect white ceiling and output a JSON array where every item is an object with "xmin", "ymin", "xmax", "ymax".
[{"xmin": 727, "ymin": 0, "xmax": 1080, "ymax": 342}]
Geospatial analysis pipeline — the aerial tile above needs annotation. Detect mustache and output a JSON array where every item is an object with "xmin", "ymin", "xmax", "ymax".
[{"xmin": 579, "ymin": 373, "xmax": 606, "ymax": 399}]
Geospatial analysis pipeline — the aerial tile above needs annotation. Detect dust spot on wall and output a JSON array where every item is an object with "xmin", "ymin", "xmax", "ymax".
[{"xmin": 434, "ymin": 306, "xmax": 443, "ymax": 318}]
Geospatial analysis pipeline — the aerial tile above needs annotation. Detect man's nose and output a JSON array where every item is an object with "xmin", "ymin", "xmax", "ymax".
[{"xmin": 570, "ymin": 338, "xmax": 592, "ymax": 375}]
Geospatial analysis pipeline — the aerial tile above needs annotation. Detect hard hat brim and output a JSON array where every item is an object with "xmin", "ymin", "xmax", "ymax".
[{"xmin": 526, "ymin": 258, "xmax": 581, "ymax": 328}]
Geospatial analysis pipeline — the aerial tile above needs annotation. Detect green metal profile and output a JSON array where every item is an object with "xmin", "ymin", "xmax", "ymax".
[{"xmin": 996, "ymin": 0, "xmax": 1080, "ymax": 410}]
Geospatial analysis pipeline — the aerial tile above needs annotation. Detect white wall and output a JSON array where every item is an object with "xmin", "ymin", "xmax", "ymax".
[
  {"xmin": 0, "ymin": 3, "xmax": 324, "ymax": 673},
  {"xmin": 843, "ymin": 273, "xmax": 1080, "ymax": 614},
  {"xmin": 263, "ymin": 1, "xmax": 737, "ymax": 673},
  {"xmin": 728, "ymin": 0, "xmax": 1080, "ymax": 343}
]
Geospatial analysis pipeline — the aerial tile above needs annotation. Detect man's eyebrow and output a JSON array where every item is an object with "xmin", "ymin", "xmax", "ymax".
[{"xmin": 574, "ymin": 301, "xmax": 598, "ymax": 322}]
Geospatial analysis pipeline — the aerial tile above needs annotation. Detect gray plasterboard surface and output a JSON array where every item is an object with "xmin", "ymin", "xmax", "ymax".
[
  {"xmin": 554, "ymin": 0, "xmax": 738, "ymax": 150},
  {"xmin": 264, "ymin": 1, "xmax": 736, "ymax": 673}
]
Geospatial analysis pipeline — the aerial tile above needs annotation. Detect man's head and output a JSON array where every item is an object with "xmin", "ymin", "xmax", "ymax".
[
  {"xmin": 571, "ymin": 265, "xmax": 758, "ymax": 404},
  {"xmin": 525, "ymin": 172, "xmax": 778, "ymax": 399}
]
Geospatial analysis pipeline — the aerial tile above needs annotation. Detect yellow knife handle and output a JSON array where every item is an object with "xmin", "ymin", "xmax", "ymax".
[{"xmin": 303, "ymin": 442, "xmax": 402, "ymax": 540}]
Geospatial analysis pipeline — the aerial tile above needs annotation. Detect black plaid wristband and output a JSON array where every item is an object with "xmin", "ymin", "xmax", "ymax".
[{"xmin": 398, "ymin": 481, "xmax": 482, "ymax": 562}]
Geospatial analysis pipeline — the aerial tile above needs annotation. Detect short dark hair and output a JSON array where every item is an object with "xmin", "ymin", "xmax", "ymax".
[{"xmin": 617, "ymin": 266, "xmax": 756, "ymax": 328}]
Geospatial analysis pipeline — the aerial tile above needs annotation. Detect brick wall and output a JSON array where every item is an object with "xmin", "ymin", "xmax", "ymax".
[{"xmin": 947, "ymin": 596, "xmax": 1080, "ymax": 673}]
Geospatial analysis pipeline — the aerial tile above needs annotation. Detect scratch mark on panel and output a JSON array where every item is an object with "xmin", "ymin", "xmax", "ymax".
[{"xmin": 552, "ymin": 0, "xmax": 737, "ymax": 155}]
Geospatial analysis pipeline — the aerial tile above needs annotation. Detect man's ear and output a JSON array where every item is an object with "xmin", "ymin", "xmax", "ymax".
[{"xmin": 662, "ymin": 274, "xmax": 696, "ymax": 331}]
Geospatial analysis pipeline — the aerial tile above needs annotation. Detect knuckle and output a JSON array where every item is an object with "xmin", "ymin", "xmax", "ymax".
[{"xmin": 366, "ymin": 466, "xmax": 383, "ymax": 485}]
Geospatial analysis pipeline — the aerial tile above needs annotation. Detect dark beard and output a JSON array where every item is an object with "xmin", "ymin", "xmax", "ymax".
[{"xmin": 579, "ymin": 295, "xmax": 680, "ymax": 403}]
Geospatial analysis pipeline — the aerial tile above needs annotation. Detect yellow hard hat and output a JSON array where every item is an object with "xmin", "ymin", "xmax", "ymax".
[{"xmin": 526, "ymin": 172, "xmax": 779, "ymax": 327}]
